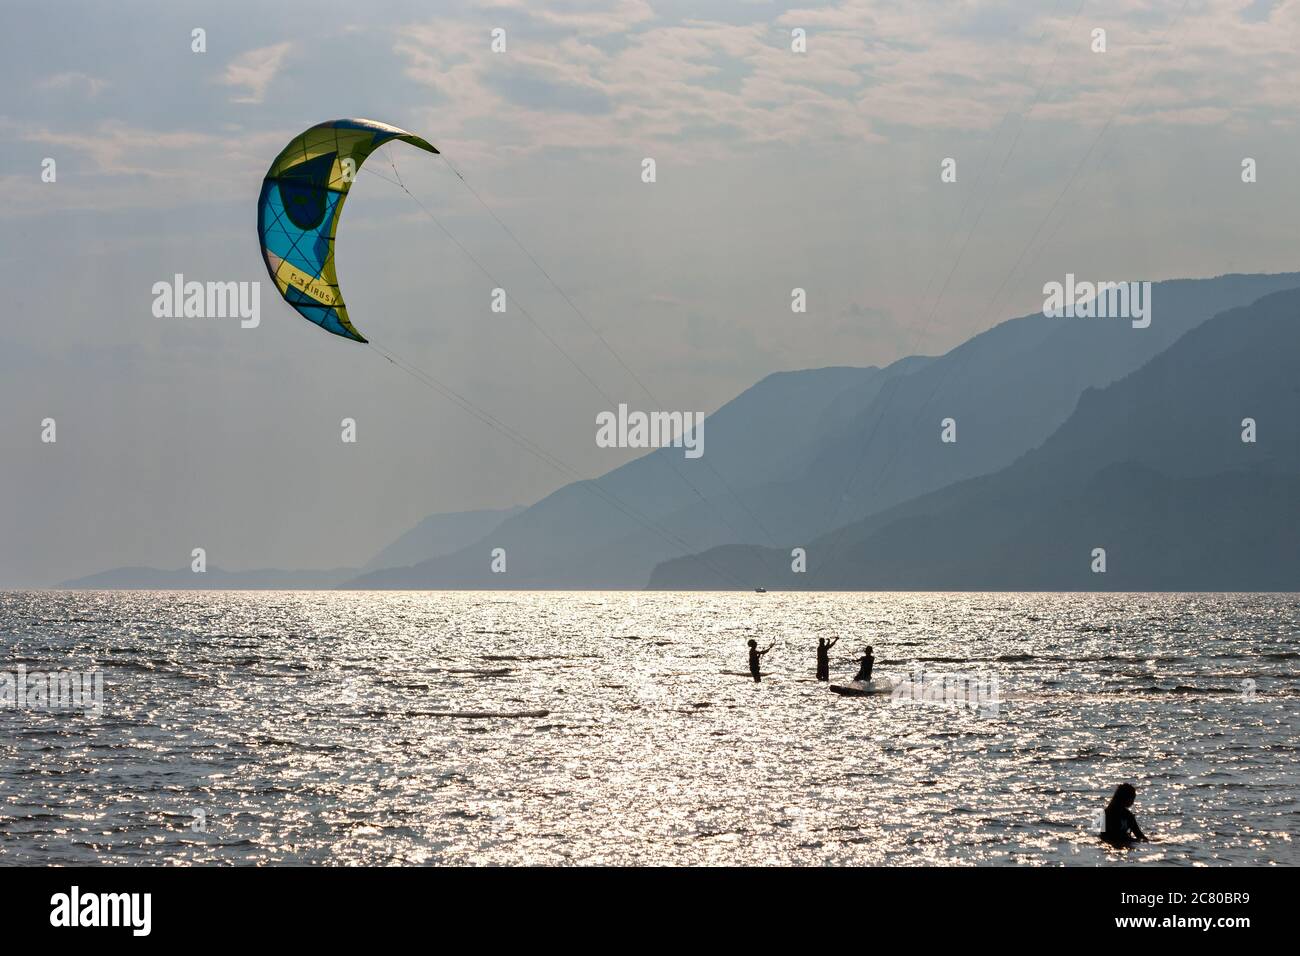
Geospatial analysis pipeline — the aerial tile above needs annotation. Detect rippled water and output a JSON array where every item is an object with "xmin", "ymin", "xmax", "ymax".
[{"xmin": 1, "ymin": 590, "xmax": 1296, "ymax": 865}]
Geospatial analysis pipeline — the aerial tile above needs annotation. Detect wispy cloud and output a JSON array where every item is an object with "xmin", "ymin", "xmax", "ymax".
[
  {"xmin": 15, "ymin": 121, "xmax": 216, "ymax": 175},
  {"xmin": 1, "ymin": 121, "xmax": 279, "ymax": 216},
  {"xmin": 220, "ymin": 41, "xmax": 293, "ymax": 104},
  {"xmin": 494, "ymin": 0, "xmax": 656, "ymax": 35},
  {"xmin": 38, "ymin": 71, "xmax": 109, "ymax": 98}
]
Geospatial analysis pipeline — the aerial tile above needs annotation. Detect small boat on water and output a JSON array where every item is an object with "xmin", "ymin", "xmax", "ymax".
[{"xmin": 754, "ymin": 587, "xmax": 767, "ymax": 593}]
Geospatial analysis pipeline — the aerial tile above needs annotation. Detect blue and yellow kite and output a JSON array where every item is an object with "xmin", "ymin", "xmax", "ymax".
[{"xmin": 257, "ymin": 118, "xmax": 438, "ymax": 343}]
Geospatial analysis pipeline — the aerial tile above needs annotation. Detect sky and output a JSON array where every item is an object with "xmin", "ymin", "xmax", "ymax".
[{"xmin": 2, "ymin": 0, "xmax": 1298, "ymax": 586}]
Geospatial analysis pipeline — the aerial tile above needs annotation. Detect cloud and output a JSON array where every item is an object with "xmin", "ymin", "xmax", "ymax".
[
  {"xmin": 0, "ymin": 121, "xmax": 288, "ymax": 217},
  {"xmin": 492, "ymin": 0, "xmax": 656, "ymax": 35},
  {"xmin": 395, "ymin": 14, "xmax": 886, "ymax": 166},
  {"xmin": 14, "ymin": 121, "xmax": 217, "ymax": 176},
  {"xmin": 220, "ymin": 42, "xmax": 293, "ymax": 104},
  {"xmin": 389, "ymin": 0, "xmax": 1300, "ymax": 162},
  {"xmin": 38, "ymin": 72, "xmax": 109, "ymax": 98}
]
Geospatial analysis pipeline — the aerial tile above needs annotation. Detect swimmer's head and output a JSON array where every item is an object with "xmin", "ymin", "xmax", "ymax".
[{"xmin": 1111, "ymin": 783, "xmax": 1137, "ymax": 808}]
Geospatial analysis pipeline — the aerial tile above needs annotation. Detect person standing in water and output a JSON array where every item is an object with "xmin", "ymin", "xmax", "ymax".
[
  {"xmin": 748, "ymin": 639, "xmax": 774, "ymax": 683},
  {"xmin": 853, "ymin": 645, "xmax": 875, "ymax": 683},
  {"xmin": 1100, "ymin": 783, "xmax": 1150, "ymax": 847},
  {"xmin": 815, "ymin": 637, "xmax": 839, "ymax": 682}
]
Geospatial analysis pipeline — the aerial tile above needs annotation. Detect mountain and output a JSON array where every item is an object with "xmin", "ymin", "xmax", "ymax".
[
  {"xmin": 361, "ymin": 506, "xmax": 524, "ymax": 572},
  {"xmin": 648, "ymin": 285, "xmax": 1300, "ymax": 590},
  {"xmin": 57, "ymin": 505, "xmax": 523, "ymax": 589},
  {"xmin": 346, "ymin": 359, "xmax": 930, "ymax": 588},
  {"xmin": 60, "ymin": 566, "xmax": 358, "ymax": 589},
  {"xmin": 351, "ymin": 271, "xmax": 1300, "ymax": 589}
]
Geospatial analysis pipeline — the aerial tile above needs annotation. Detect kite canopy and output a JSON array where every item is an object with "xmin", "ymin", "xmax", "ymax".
[{"xmin": 257, "ymin": 118, "xmax": 438, "ymax": 343}]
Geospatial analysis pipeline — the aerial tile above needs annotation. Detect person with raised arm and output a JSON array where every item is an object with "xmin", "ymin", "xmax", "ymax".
[
  {"xmin": 748, "ymin": 639, "xmax": 774, "ymax": 683},
  {"xmin": 816, "ymin": 636, "xmax": 839, "ymax": 682}
]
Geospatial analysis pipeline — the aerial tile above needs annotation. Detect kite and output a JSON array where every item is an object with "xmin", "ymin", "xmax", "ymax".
[{"xmin": 256, "ymin": 118, "xmax": 438, "ymax": 343}]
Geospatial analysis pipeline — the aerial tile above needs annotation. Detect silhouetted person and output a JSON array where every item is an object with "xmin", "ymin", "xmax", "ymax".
[
  {"xmin": 816, "ymin": 637, "xmax": 838, "ymax": 681},
  {"xmin": 748, "ymin": 639, "xmax": 773, "ymax": 683},
  {"xmin": 1100, "ymin": 783, "xmax": 1149, "ymax": 847},
  {"xmin": 853, "ymin": 645, "xmax": 875, "ymax": 683}
]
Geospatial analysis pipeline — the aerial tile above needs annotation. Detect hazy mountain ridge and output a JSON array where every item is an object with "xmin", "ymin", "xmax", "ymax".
[
  {"xmin": 61, "ymin": 272, "xmax": 1300, "ymax": 591},
  {"xmin": 58, "ymin": 505, "xmax": 523, "ymax": 589},
  {"xmin": 59, "ymin": 566, "xmax": 360, "ymax": 590},
  {"xmin": 648, "ymin": 285, "xmax": 1300, "ymax": 590},
  {"xmin": 346, "ymin": 361, "xmax": 918, "ymax": 587},
  {"xmin": 352, "ymin": 272, "xmax": 1300, "ymax": 589},
  {"xmin": 361, "ymin": 506, "xmax": 524, "ymax": 572},
  {"xmin": 58, "ymin": 366, "xmax": 888, "ymax": 590}
]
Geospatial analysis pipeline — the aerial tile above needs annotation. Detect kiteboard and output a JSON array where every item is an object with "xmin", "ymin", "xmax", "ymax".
[{"xmin": 830, "ymin": 679, "xmax": 888, "ymax": 697}]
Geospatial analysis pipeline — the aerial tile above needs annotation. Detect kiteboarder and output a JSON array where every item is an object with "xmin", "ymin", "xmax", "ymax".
[
  {"xmin": 1100, "ymin": 783, "xmax": 1150, "ymax": 847},
  {"xmin": 815, "ymin": 637, "xmax": 839, "ymax": 681},
  {"xmin": 748, "ymin": 639, "xmax": 774, "ymax": 683},
  {"xmin": 853, "ymin": 645, "xmax": 875, "ymax": 683}
]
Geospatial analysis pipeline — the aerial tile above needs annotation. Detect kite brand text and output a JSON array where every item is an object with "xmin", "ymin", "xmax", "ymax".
[
  {"xmin": 596, "ymin": 404, "xmax": 704, "ymax": 459},
  {"xmin": 1042, "ymin": 274, "xmax": 1151, "ymax": 328},
  {"xmin": 151, "ymin": 273, "xmax": 260, "ymax": 328}
]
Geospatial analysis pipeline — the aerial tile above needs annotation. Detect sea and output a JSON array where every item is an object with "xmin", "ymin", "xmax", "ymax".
[{"xmin": 1, "ymin": 590, "xmax": 1296, "ymax": 865}]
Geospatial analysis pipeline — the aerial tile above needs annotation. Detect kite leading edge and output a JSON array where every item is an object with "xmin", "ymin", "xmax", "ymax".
[{"xmin": 256, "ymin": 118, "xmax": 438, "ymax": 343}]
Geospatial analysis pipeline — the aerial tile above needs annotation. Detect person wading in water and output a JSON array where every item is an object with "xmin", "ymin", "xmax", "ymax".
[
  {"xmin": 816, "ymin": 637, "xmax": 839, "ymax": 682},
  {"xmin": 748, "ymin": 639, "xmax": 774, "ymax": 683},
  {"xmin": 1100, "ymin": 783, "xmax": 1150, "ymax": 848},
  {"xmin": 853, "ymin": 645, "xmax": 875, "ymax": 683}
]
